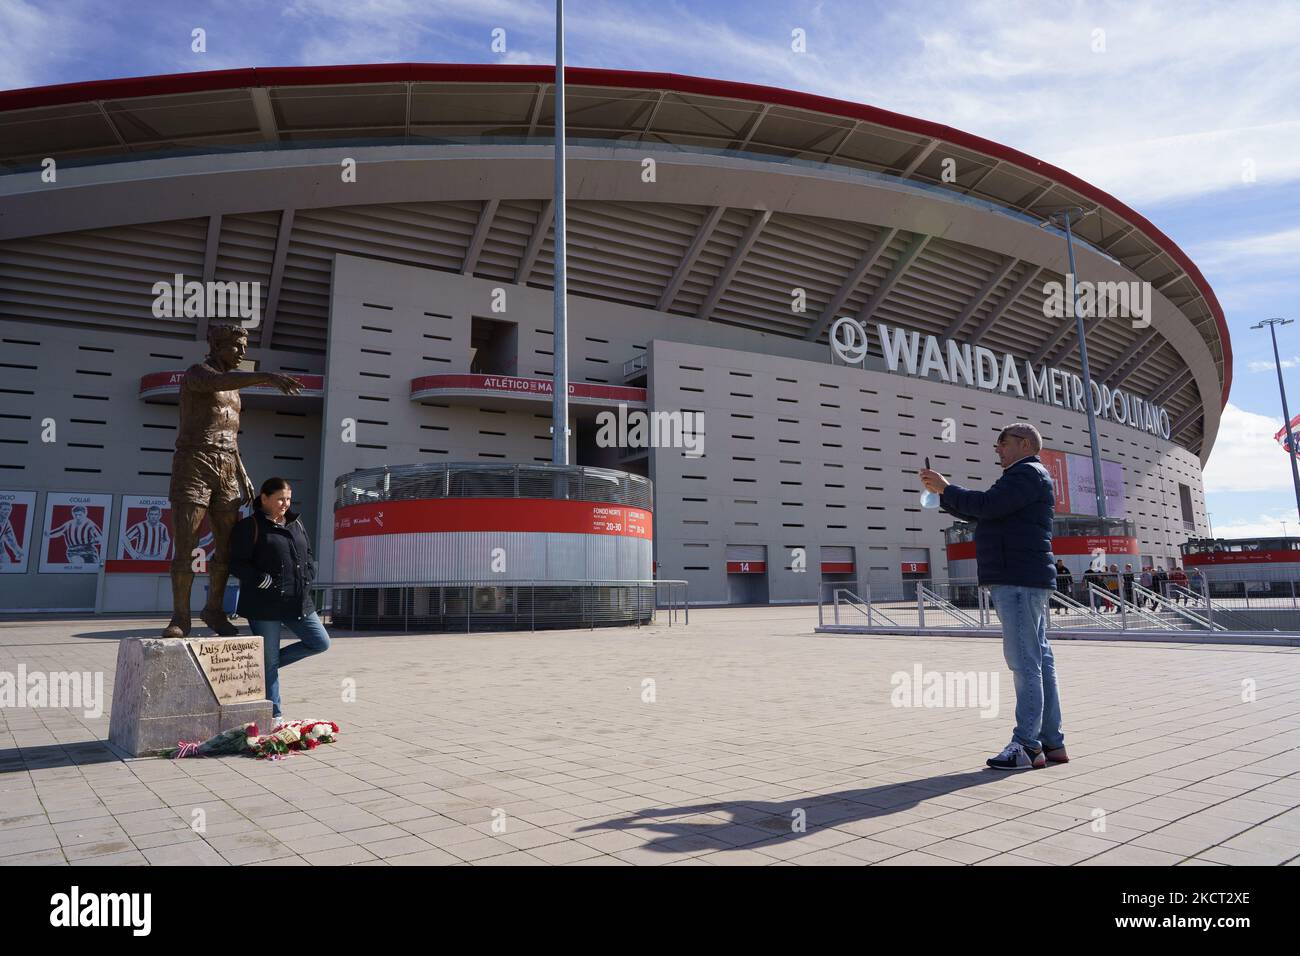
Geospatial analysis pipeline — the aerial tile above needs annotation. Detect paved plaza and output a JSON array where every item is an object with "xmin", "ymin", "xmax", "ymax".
[{"xmin": 2, "ymin": 607, "xmax": 1299, "ymax": 866}]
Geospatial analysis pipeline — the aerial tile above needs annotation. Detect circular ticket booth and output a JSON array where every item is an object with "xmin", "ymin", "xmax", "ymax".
[{"xmin": 330, "ymin": 462, "xmax": 654, "ymax": 630}]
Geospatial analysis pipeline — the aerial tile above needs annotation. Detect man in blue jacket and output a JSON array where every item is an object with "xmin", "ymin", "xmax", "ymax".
[{"xmin": 920, "ymin": 422, "xmax": 1068, "ymax": 771}]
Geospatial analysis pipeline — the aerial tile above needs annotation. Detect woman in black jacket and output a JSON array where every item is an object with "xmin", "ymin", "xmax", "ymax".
[{"xmin": 229, "ymin": 477, "xmax": 330, "ymax": 721}]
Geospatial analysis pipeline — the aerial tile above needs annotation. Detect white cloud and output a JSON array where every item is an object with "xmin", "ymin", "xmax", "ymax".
[
  {"xmin": 0, "ymin": 0, "xmax": 93, "ymax": 89},
  {"xmin": 1247, "ymin": 356, "xmax": 1300, "ymax": 373},
  {"xmin": 555, "ymin": 0, "xmax": 1300, "ymax": 208},
  {"xmin": 1193, "ymin": 226, "xmax": 1300, "ymax": 272},
  {"xmin": 1208, "ymin": 511, "xmax": 1298, "ymax": 539},
  {"xmin": 1202, "ymin": 402, "xmax": 1297, "ymax": 493}
]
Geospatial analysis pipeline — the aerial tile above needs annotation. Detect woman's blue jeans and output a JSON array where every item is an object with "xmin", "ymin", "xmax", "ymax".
[
  {"xmin": 248, "ymin": 611, "xmax": 331, "ymax": 718},
  {"xmin": 988, "ymin": 585, "xmax": 1064, "ymax": 753}
]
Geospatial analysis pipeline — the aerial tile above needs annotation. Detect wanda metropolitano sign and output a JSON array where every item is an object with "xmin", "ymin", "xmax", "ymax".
[{"xmin": 830, "ymin": 319, "xmax": 1173, "ymax": 440}]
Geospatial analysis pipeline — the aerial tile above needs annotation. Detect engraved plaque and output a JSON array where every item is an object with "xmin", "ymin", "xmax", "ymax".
[{"xmin": 187, "ymin": 637, "xmax": 266, "ymax": 704}]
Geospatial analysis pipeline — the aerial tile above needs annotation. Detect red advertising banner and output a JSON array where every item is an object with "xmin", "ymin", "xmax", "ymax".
[
  {"xmin": 947, "ymin": 535, "xmax": 1137, "ymax": 561},
  {"xmin": 1038, "ymin": 448, "xmax": 1071, "ymax": 515},
  {"xmin": 1054, "ymin": 535, "xmax": 1139, "ymax": 556},
  {"xmin": 334, "ymin": 499, "xmax": 653, "ymax": 540},
  {"xmin": 1184, "ymin": 549, "xmax": 1300, "ymax": 566}
]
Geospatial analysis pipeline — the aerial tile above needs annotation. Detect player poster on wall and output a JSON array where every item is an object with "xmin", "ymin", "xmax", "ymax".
[
  {"xmin": 115, "ymin": 495, "xmax": 217, "ymax": 564},
  {"xmin": 117, "ymin": 495, "xmax": 173, "ymax": 560},
  {"xmin": 39, "ymin": 492, "xmax": 113, "ymax": 573},
  {"xmin": 0, "ymin": 490, "xmax": 37, "ymax": 574}
]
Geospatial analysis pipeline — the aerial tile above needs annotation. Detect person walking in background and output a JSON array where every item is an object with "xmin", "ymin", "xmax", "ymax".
[
  {"xmin": 1123, "ymin": 563, "xmax": 1137, "ymax": 609},
  {"xmin": 1053, "ymin": 560, "xmax": 1073, "ymax": 614},
  {"xmin": 1154, "ymin": 565, "xmax": 1169, "ymax": 602},
  {"xmin": 1139, "ymin": 566, "xmax": 1153, "ymax": 608},
  {"xmin": 229, "ymin": 477, "xmax": 330, "ymax": 723},
  {"xmin": 1171, "ymin": 565, "xmax": 1190, "ymax": 604},
  {"xmin": 1083, "ymin": 565, "xmax": 1106, "ymax": 611},
  {"xmin": 920, "ymin": 422, "xmax": 1067, "ymax": 771},
  {"xmin": 1106, "ymin": 564, "xmax": 1122, "ymax": 611}
]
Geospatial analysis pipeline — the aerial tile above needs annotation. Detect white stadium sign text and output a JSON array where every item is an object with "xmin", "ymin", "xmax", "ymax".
[{"xmin": 829, "ymin": 319, "xmax": 1171, "ymax": 440}]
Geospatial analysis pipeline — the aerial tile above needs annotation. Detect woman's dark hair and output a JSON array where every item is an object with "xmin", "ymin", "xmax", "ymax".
[{"xmin": 259, "ymin": 477, "xmax": 291, "ymax": 498}]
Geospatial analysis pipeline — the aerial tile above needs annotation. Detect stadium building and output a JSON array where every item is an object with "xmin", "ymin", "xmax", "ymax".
[{"xmin": 0, "ymin": 64, "xmax": 1228, "ymax": 612}]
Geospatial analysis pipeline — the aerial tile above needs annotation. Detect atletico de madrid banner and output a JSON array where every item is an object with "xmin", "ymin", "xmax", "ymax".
[
  {"xmin": 0, "ymin": 489, "xmax": 37, "ymax": 574},
  {"xmin": 40, "ymin": 492, "xmax": 113, "ymax": 573}
]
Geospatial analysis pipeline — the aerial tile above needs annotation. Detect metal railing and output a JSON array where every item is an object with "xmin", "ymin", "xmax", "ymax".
[
  {"xmin": 1086, "ymin": 582, "xmax": 1176, "ymax": 629},
  {"xmin": 918, "ymin": 583, "xmax": 981, "ymax": 628},
  {"xmin": 1153, "ymin": 572, "xmax": 1298, "ymax": 630},
  {"xmin": 811, "ymin": 574, "xmax": 1300, "ymax": 642},
  {"xmin": 824, "ymin": 585, "xmax": 904, "ymax": 628},
  {"xmin": 816, "ymin": 573, "xmax": 1300, "ymax": 637},
  {"xmin": 622, "ymin": 353, "xmax": 649, "ymax": 378},
  {"xmin": 334, "ymin": 461, "xmax": 653, "ymax": 511},
  {"xmin": 312, "ymin": 578, "xmax": 687, "ymax": 632},
  {"xmin": 1132, "ymin": 582, "xmax": 1225, "ymax": 631},
  {"xmin": 1047, "ymin": 588, "xmax": 1122, "ymax": 629}
]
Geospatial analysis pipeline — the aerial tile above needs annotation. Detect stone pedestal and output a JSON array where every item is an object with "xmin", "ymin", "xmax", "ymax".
[{"xmin": 107, "ymin": 637, "xmax": 273, "ymax": 757}]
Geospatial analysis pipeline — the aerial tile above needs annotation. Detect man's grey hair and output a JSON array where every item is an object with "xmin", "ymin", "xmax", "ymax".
[{"xmin": 998, "ymin": 421, "xmax": 1042, "ymax": 451}]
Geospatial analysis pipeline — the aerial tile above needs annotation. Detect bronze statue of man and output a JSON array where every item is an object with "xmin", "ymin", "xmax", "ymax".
[{"xmin": 163, "ymin": 323, "xmax": 302, "ymax": 639}]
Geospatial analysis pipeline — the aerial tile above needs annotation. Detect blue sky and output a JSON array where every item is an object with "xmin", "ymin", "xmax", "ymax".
[{"xmin": 4, "ymin": 0, "xmax": 1300, "ymax": 538}]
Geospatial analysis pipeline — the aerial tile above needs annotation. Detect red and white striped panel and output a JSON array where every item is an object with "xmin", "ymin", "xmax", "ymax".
[{"xmin": 332, "ymin": 499, "xmax": 653, "ymax": 584}]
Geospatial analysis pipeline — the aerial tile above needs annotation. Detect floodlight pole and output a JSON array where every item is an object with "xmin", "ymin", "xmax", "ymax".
[
  {"xmin": 1049, "ymin": 207, "xmax": 1107, "ymax": 519},
  {"xmin": 1253, "ymin": 317, "xmax": 1300, "ymax": 526},
  {"xmin": 550, "ymin": 0, "xmax": 570, "ymax": 465}
]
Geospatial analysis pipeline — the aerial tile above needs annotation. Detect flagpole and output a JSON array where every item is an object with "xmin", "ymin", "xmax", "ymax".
[{"xmin": 550, "ymin": 0, "xmax": 570, "ymax": 466}]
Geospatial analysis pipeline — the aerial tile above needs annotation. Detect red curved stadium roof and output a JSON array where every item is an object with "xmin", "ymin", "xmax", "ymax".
[{"xmin": 0, "ymin": 62, "xmax": 1231, "ymax": 408}]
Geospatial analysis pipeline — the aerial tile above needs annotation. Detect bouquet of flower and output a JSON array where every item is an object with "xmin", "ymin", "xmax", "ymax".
[
  {"xmin": 162, "ymin": 722, "xmax": 260, "ymax": 759},
  {"xmin": 160, "ymin": 719, "xmax": 340, "ymax": 760},
  {"xmin": 247, "ymin": 719, "xmax": 340, "ymax": 760}
]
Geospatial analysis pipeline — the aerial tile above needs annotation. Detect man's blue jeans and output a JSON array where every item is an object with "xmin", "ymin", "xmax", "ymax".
[
  {"xmin": 988, "ymin": 585, "xmax": 1064, "ymax": 753},
  {"xmin": 248, "ymin": 611, "xmax": 331, "ymax": 718}
]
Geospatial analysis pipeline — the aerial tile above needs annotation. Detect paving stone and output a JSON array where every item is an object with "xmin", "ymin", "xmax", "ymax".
[{"xmin": 1, "ymin": 609, "xmax": 1297, "ymax": 867}]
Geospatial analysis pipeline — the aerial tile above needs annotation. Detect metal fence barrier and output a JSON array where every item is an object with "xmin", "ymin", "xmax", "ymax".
[{"xmin": 816, "ymin": 572, "xmax": 1300, "ymax": 636}]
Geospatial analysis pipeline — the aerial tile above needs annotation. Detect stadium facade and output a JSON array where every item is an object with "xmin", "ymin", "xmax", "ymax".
[{"xmin": 0, "ymin": 65, "xmax": 1228, "ymax": 611}]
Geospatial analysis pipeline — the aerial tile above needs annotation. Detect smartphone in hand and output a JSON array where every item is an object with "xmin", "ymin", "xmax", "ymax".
[{"xmin": 920, "ymin": 456, "xmax": 939, "ymax": 509}]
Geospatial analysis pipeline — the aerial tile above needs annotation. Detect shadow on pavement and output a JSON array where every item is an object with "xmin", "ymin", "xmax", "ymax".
[
  {"xmin": 578, "ymin": 769, "xmax": 1006, "ymax": 854},
  {"xmin": 0, "ymin": 740, "xmax": 122, "ymax": 774}
]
